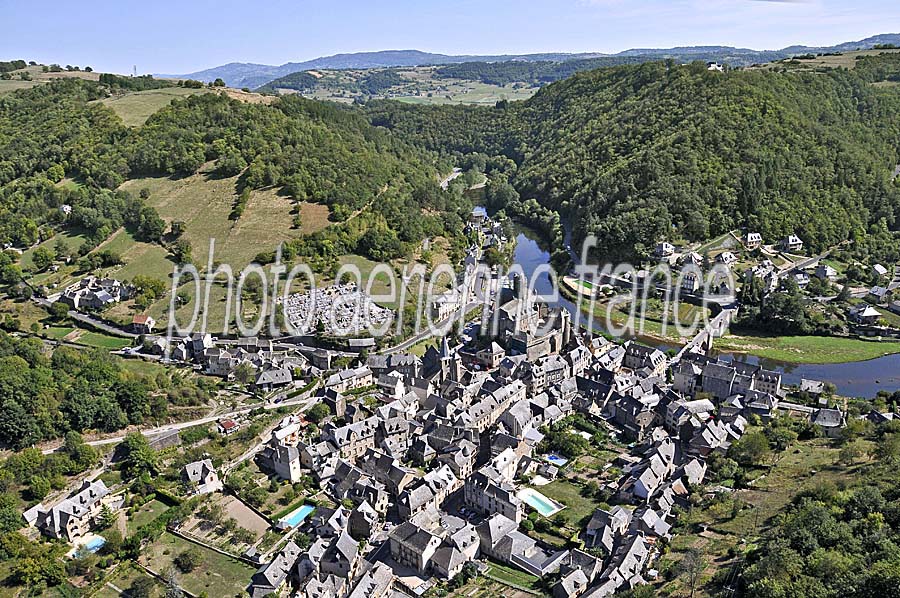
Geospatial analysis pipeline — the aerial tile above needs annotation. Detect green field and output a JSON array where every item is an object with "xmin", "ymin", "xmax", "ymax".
[
  {"xmin": 97, "ymin": 87, "xmax": 209, "ymax": 126},
  {"xmin": 141, "ymin": 532, "xmax": 255, "ymax": 597},
  {"xmin": 716, "ymin": 334, "xmax": 900, "ymax": 364}
]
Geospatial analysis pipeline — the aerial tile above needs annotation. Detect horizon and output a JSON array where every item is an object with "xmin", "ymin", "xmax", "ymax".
[{"xmin": 3, "ymin": 0, "xmax": 899, "ymax": 75}]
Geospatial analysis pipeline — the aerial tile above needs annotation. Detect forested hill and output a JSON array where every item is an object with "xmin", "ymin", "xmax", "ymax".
[
  {"xmin": 365, "ymin": 55, "xmax": 900, "ymax": 262},
  {"xmin": 0, "ymin": 78, "xmax": 458, "ymax": 263}
]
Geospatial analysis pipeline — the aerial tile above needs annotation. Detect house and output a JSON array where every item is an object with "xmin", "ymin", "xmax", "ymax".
[
  {"xmin": 33, "ymin": 480, "xmax": 111, "ymax": 542},
  {"xmin": 464, "ymin": 468, "xmax": 523, "ymax": 522},
  {"xmin": 891, "ymin": 300, "xmax": 900, "ymax": 316},
  {"xmin": 182, "ymin": 459, "xmax": 223, "ymax": 495},
  {"xmin": 327, "ymin": 417, "xmax": 378, "ymax": 461},
  {"xmin": 320, "ymin": 529, "xmax": 360, "ymax": 578},
  {"xmin": 654, "ymin": 242, "xmax": 675, "ymax": 258},
  {"xmin": 254, "ymin": 366, "xmax": 294, "ymax": 392},
  {"xmin": 476, "ymin": 342, "xmax": 506, "ymax": 369},
  {"xmin": 812, "ymin": 408, "xmax": 845, "ymax": 438},
  {"xmin": 716, "ymin": 252, "xmax": 737, "ymax": 266},
  {"xmin": 217, "ymin": 418, "xmax": 240, "ymax": 435},
  {"xmin": 431, "ymin": 288, "xmax": 464, "ymax": 321},
  {"xmin": 622, "ymin": 343, "xmax": 666, "ymax": 377},
  {"xmin": 398, "ymin": 464, "xmax": 459, "ymax": 519},
  {"xmin": 131, "ymin": 314, "xmax": 156, "ymax": 334},
  {"xmin": 325, "ymin": 366, "xmax": 373, "ymax": 392},
  {"xmin": 799, "ymin": 379, "xmax": 826, "ymax": 399},
  {"xmin": 389, "ymin": 521, "xmax": 442, "ymax": 573},
  {"xmin": 744, "ymin": 232, "xmax": 762, "ymax": 250},
  {"xmin": 869, "ymin": 286, "xmax": 891, "ymax": 303},
  {"xmin": 873, "ymin": 264, "xmax": 889, "ymax": 279},
  {"xmin": 815, "ymin": 264, "xmax": 838, "ymax": 281},
  {"xmin": 258, "ymin": 422, "xmax": 304, "ymax": 482},
  {"xmin": 779, "ymin": 235, "xmax": 804, "ymax": 253},
  {"xmin": 316, "ymin": 387, "xmax": 346, "ymax": 418},
  {"xmin": 680, "ymin": 272, "xmax": 700, "ymax": 293},
  {"xmin": 850, "ymin": 304, "xmax": 882, "ymax": 326},
  {"xmin": 248, "ymin": 541, "xmax": 301, "ymax": 598},
  {"xmin": 346, "ymin": 563, "xmax": 394, "ymax": 598},
  {"xmin": 59, "ymin": 276, "xmax": 130, "ymax": 310},
  {"xmin": 584, "ymin": 506, "xmax": 632, "ymax": 553},
  {"xmin": 707, "ymin": 61, "xmax": 724, "ymax": 72}
]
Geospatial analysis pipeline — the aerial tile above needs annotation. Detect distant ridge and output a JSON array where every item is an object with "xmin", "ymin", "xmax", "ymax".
[{"xmin": 158, "ymin": 33, "xmax": 900, "ymax": 89}]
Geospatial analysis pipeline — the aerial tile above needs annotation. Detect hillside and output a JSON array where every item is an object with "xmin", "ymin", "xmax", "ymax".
[
  {"xmin": 163, "ymin": 33, "xmax": 900, "ymax": 89},
  {"xmin": 0, "ymin": 78, "xmax": 471, "ymax": 333},
  {"xmin": 366, "ymin": 54, "xmax": 900, "ymax": 263}
]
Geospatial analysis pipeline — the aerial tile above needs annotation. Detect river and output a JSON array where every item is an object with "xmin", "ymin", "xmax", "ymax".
[{"xmin": 511, "ymin": 224, "xmax": 900, "ymax": 398}]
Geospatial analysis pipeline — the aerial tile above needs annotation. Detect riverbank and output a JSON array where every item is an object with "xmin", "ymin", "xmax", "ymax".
[
  {"xmin": 557, "ymin": 282, "xmax": 705, "ymax": 345},
  {"xmin": 716, "ymin": 334, "xmax": 900, "ymax": 364}
]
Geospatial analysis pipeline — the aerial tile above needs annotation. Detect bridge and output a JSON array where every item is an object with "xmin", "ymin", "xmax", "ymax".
[{"xmin": 672, "ymin": 307, "xmax": 736, "ymax": 363}]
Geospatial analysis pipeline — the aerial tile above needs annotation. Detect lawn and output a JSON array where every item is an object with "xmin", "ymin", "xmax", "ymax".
[
  {"xmin": 485, "ymin": 559, "xmax": 541, "ymax": 591},
  {"xmin": 716, "ymin": 334, "xmax": 900, "ymax": 364},
  {"xmin": 77, "ymin": 331, "xmax": 133, "ymax": 350},
  {"xmin": 44, "ymin": 326, "xmax": 75, "ymax": 340},
  {"xmin": 119, "ymin": 170, "xmax": 304, "ymax": 272},
  {"xmin": 93, "ymin": 563, "xmax": 164, "ymax": 598},
  {"xmin": 127, "ymin": 499, "xmax": 169, "ymax": 536},
  {"xmin": 19, "ymin": 229, "xmax": 88, "ymax": 271},
  {"xmin": 530, "ymin": 479, "xmax": 598, "ymax": 528},
  {"xmin": 99, "ymin": 228, "xmax": 175, "ymax": 283},
  {"xmin": 97, "ymin": 87, "xmax": 209, "ymax": 126},
  {"xmin": 141, "ymin": 532, "xmax": 255, "ymax": 597}
]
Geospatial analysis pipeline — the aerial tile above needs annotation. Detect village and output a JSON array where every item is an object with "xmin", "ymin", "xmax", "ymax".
[{"xmin": 20, "ymin": 207, "xmax": 892, "ymax": 598}]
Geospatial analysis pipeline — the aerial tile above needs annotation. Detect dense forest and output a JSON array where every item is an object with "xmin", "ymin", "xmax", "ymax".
[
  {"xmin": 0, "ymin": 331, "xmax": 213, "ymax": 449},
  {"xmin": 366, "ymin": 55, "xmax": 900, "ymax": 263}
]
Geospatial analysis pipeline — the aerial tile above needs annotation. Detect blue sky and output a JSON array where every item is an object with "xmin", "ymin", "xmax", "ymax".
[{"xmin": 3, "ymin": 0, "xmax": 899, "ymax": 74}]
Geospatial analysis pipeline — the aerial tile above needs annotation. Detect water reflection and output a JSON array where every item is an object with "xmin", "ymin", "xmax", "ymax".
[{"xmin": 511, "ymin": 224, "xmax": 900, "ymax": 398}]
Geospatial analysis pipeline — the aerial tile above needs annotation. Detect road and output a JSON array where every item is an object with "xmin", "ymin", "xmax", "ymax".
[
  {"xmin": 40, "ymin": 385, "xmax": 321, "ymax": 455},
  {"xmin": 378, "ymin": 301, "xmax": 482, "ymax": 354},
  {"xmin": 32, "ymin": 297, "xmax": 137, "ymax": 339},
  {"xmin": 439, "ymin": 168, "xmax": 462, "ymax": 190}
]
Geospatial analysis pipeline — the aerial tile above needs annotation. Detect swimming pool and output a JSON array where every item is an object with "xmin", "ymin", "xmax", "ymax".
[
  {"xmin": 84, "ymin": 537, "xmax": 106, "ymax": 553},
  {"xmin": 518, "ymin": 488, "xmax": 566, "ymax": 517},
  {"xmin": 544, "ymin": 453, "xmax": 569, "ymax": 467},
  {"xmin": 278, "ymin": 504, "xmax": 315, "ymax": 529}
]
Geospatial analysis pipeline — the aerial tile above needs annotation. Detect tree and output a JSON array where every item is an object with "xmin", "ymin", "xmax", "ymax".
[
  {"xmin": 96, "ymin": 504, "xmax": 117, "ymax": 529},
  {"xmin": 31, "ymin": 246, "xmax": 55, "ymax": 272},
  {"xmin": 174, "ymin": 548, "xmax": 202, "ymax": 573},
  {"xmin": 728, "ymin": 430, "xmax": 771, "ymax": 467},
  {"xmin": 50, "ymin": 301, "xmax": 69, "ymax": 321},
  {"xmin": 128, "ymin": 577, "xmax": 155, "ymax": 598},
  {"xmin": 681, "ymin": 547, "xmax": 706, "ymax": 598},
  {"xmin": 233, "ymin": 362, "xmax": 256, "ymax": 385},
  {"xmin": 838, "ymin": 438, "xmax": 868, "ymax": 465},
  {"xmin": 28, "ymin": 476, "xmax": 50, "ymax": 500},
  {"xmin": 306, "ymin": 403, "xmax": 331, "ymax": 424},
  {"xmin": 121, "ymin": 432, "xmax": 157, "ymax": 479}
]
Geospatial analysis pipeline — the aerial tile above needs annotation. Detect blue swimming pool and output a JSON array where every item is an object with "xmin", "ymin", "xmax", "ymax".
[
  {"xmin": 84, "ymin": 537, "xmax": 106, "ymax": 553},
  {"xmin": 545, "ymin": 453, "xmax": 569, "ymax": 467},
  {"xmin": 517, "ymin": 488, "xmax": 566, "ymax": 517},
  {"xmin": 278, "ymin": 504, "xmax": 315, "ymax": 529}
]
